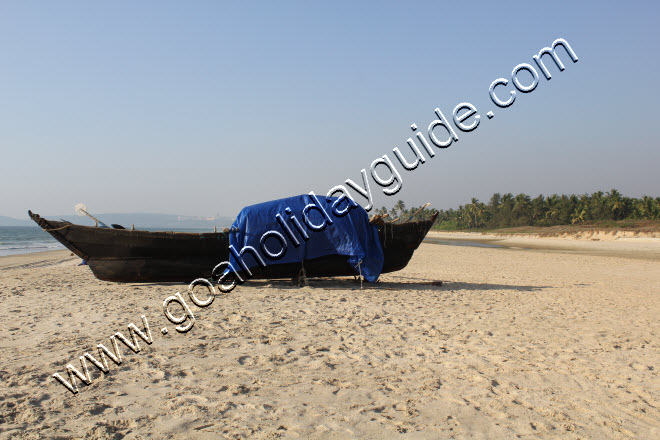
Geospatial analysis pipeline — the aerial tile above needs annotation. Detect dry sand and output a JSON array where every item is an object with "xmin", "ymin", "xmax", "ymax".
[{"xmin": 0, "ymin": 239, "xmax": 658, "ymax": 439}]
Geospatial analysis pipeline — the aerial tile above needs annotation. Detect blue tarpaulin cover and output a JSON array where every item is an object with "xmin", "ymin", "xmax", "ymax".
[{"xmin": 228, "ymin": 194, "xmax": 384, "ymax": 282}]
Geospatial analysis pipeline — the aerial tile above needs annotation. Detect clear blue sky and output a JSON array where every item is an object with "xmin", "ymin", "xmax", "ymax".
[{"xmin": 1, "ymin": 1, "xmax": 658, "ymax": 218}]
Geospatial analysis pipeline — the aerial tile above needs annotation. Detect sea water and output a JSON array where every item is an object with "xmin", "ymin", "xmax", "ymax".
[
  {"xmin": 423, "ymin": 237, "xmax": 504, "ymax": 248},
  {"xmin": 0, "ymin": 226, "xmax": 64, "ymax": 256},
  {"xmin": 0, "ymin": 226, "xmax": 222, "ymax": 257}
]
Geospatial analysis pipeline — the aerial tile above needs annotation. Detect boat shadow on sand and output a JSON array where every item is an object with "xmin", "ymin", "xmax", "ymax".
[
  {"xmin": 246, "ymin": 278, "xmax": 553, "ymax": 292},
  {"xmin": 121, "ymin": 278, "xmax": 552, "ymax": 293}
]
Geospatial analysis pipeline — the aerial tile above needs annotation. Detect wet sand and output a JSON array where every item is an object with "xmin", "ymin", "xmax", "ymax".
[
  {"xmin": 0, "ymin": 240, "xmax": 658, "ymax": 439},
  {"xmin": 426, "ymin": 231, "xmax": 660, "ymax": 261}
]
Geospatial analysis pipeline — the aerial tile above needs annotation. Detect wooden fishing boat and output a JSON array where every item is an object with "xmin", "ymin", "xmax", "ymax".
[{"xmin": 28, "ymin": 210, "xmax": 437, "ymax": 283}]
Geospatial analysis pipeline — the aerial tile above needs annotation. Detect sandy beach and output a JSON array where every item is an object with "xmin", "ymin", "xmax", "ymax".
[
  {"xmin": 1, "ymin": 238, "xmax": 658, "ymax": 439},
  {"xmin": 426, "ymin": 231, "xmax": 660, "ymax": 261}
]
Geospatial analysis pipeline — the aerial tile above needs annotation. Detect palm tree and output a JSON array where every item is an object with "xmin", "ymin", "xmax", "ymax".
[
  {"xmin": 645, "ymin": 196, "xmax": 659, "ymax": 219},
  {"xmin": 571, "ymin": 206, "xmax": 587, "ymax": 224},
  {"xmin": 501, "ymin": 193, "xmax": 514, "ymax": 210},
  {"xmin": 531, "ymin": 195, "xmax": 546, "ymax": 224},
  {"xmin": 434, "ymin": 190, "xmax": 659, "ymax": 230},
  {"xmin": 475, "ymin": 201, "xmax": 487, "ymax": 228},
  {"xmin": 489, "ymin": 193, "xmax": 502, "ymax": 209},
  {"xmin": 513, "ymin": 193, "xmax": 531, "ymax": 223},
  {"xmin": 558, "ymin": 195, "xmax": 574, "ymax": 224},
  {"xmin": 637, "ymin": 195, "xmax": 659, "ymax": 219},
  {"xmin": 500, "ymin": 193, "xmax": 514, "ymax": 226},
  {"xmin": 545, "ymin": 194, "xmax": 560, "ymax": 223},
  {"xmin": 487, "ymin": 193, "xmax": 501, "ymax": 227},
  {"xmin": 469, "ymin": 198, "xmax": 479, "ymax": 228},
  {"xmin": 462, "ymin": 204, "xmax": 474, "ymax": 228},
  {"xmin": 590, "ymin": 191, "xmax": 605, "ymax": 219},
  {"xmin": 395, "ymin": 200, "xmax": 406, "ymax": 215},
  {"xmin": 607, "ymin": 189, "xmax": 625, "ymax": 220}
]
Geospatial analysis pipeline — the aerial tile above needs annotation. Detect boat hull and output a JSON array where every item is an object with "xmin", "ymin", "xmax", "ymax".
[{"xmin": 28, "ymin": 210, "xmax": 437, "ymax": 283}]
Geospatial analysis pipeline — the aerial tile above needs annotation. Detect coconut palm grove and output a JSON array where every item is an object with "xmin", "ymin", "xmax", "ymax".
[{"xmin": 377, "ymin": 190, "xmax": 660, "ymax": 230}]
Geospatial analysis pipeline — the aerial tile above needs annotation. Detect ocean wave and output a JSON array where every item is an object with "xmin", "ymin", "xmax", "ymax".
[{"xmin": 0, "ymin": 242, "xmax": 64, "ymax": 256}]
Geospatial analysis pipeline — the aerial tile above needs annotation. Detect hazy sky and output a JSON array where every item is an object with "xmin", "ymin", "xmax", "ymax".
[{"xmin": 1, "ymin": 1, "xmax": 658, "ymax": 219}]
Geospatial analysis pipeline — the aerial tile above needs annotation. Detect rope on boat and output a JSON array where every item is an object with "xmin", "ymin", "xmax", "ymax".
[{"xmin": 41, "ymin": 225, "xmax": 71, "ymax": 232}]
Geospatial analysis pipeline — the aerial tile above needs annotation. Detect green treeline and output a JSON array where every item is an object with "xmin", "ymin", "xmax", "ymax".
[{"xmin": 376, "ymin": 190, "xmax": 660, "ymax": 230}]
